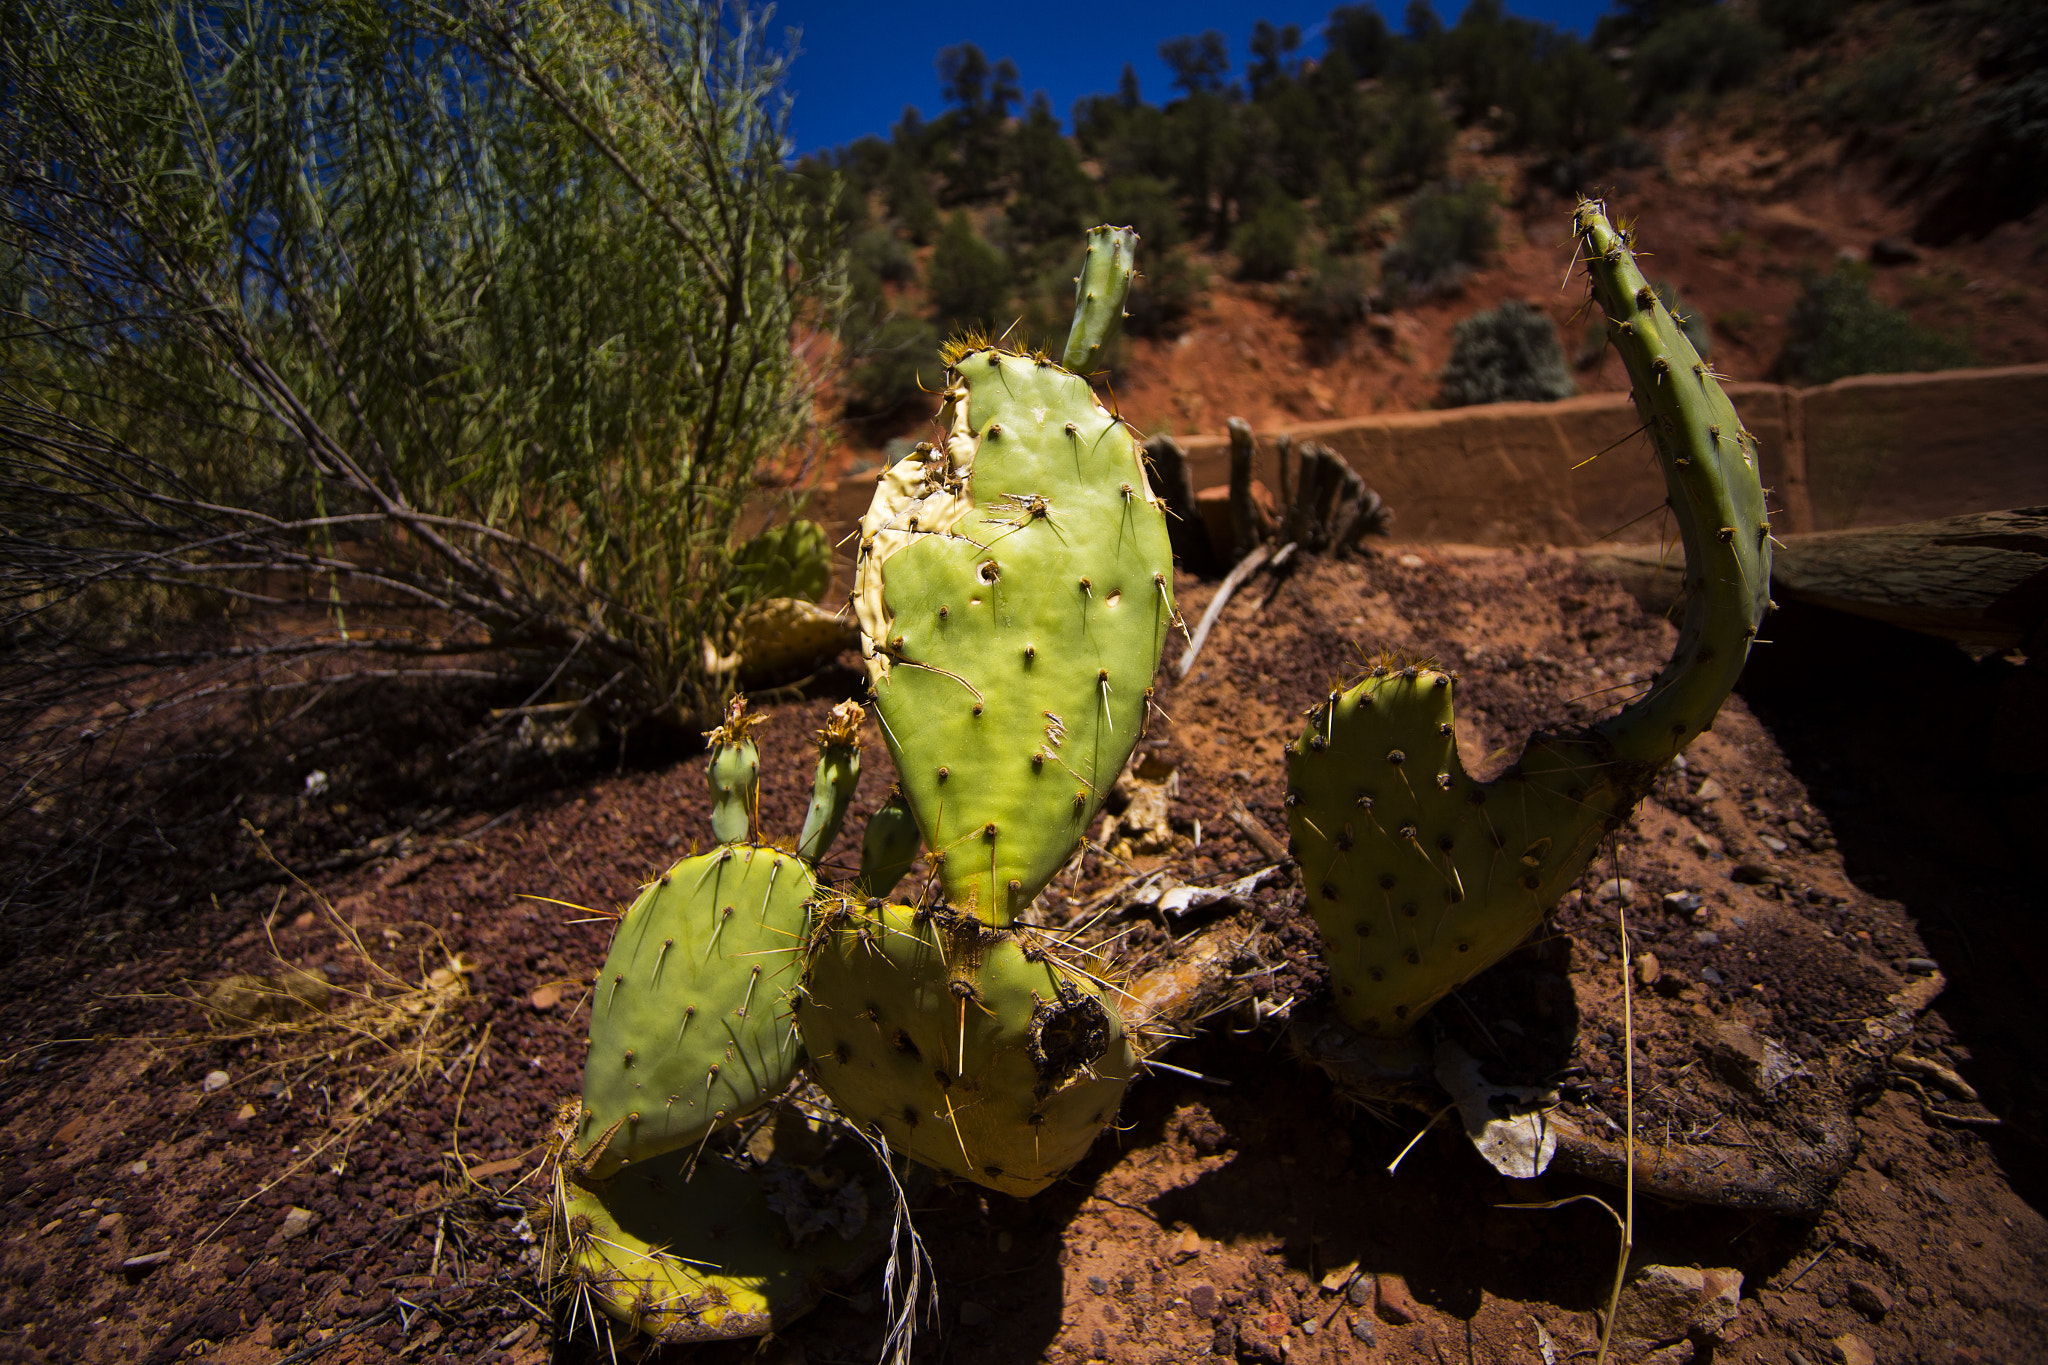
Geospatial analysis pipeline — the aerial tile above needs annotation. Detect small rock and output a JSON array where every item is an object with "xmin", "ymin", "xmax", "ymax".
[
  {"xmin": 1904, "ymin": 957, "xmax": 1939, "ymax": 974},
  {"xmin": 234, "ymin": 1103, "xmax": 257, "ymax": 1123},
  {"xmin": 96, "ymin": 1213, "xmax": 121, "ymax": 1235},
  {"xmin": 1087, "ymin": 1274, "xmax": 1108, "ymax": 1295},
  {"xmin": 1319, "ymin": 1261, "xmax": 1359, "ymax": 1293},
  {"xmin": 1612, "ymin": 1265, "xmax": 1743, "ymax": 1354},
  {"xmin": 1642, "ymin": 1344, "xmax": 1697, "ymax": 1365},
  {"xmin": 1730, "ymin": 862, "xmax": 1775, "ymax": 884},
  {"xmin": 1870, "ymin": 237, "xmax": 1921, "ymax": 266},
  {"xmin": 529, "ymin": 984, "xmax": 562, "ymax": 1011},
  {"xmin": 1761, "ymin": 836, "xmax": 1789, "ymax": 854},
  {"xmin": 1827, "ymin": 1334, "xmax": 1876, "ymax": 1365},
  {"xmin": 1662, "ymin": 891, "xmax": 1704, "ymax": 914},
  {"xmin": 50, "ymin": 1116, "xmax": 86, "ymax": 1149},
  {"xmin": 202, "ymin": 1070, "xmax": 230, "ymax": 1093},
  {"xmin": 1693, "ymin": 930, "xmax": 1721, "ymax": 947},
  {"xmin": 1300, "ymin": 1317, "xmax": 1318, "ymax": 1336},
  {"xmin": 1397, "ymin": 553, "xmax": 1424, "ymax": 568},
  {"xmin": 1350, "ymin": 1315, "xmax": 1377, "ymax": 1345},
  {"xmin": 280, "ymin": 1206, "xmax": 317, "ymax": 1241},
  {"xmin": 127, "ymin": 1160, "xmax": 148, "ymax": 1176},
  {"xmin": 1784, "ymin": 820, "xmax": 1811, "ymax": 842},
  {"xmin": 1686, "ymin": 833, "xmax": 1715, "ymax": 856},
  {"xmin": 1694, "ymin": 777, "xmax": 1726, "ymax": 801},
  {"xmin": 1846, "ymin": 1279, "xmax": 1893, "ymax": 1319},
  {"xmin": 304, "ymin": 769, "xmax": 330, "ymax": 796},
  {"xmin": 1638, "ymin": 951, "xmax": 1662, "ymax": 986},
  {"xmin": 1701, "ymin": 966, "xmax": 1724, "ymax": 985},
  {"xmin": 1597, "ymin": 878, "xmax": 1636, "ymax": 904},
  {"xmin": 122, "ymin": 1251, "xmax": 172, "ymax": 1272},
  {"xmin": 958, "ymin": 1301, "xmax": 993, "ymax": 1327},
  {"xmin": 1376, "ymin": 1272, "xmax": 1421, "ymax": 1324},
  {"xmin": 1189, "ymin": 1282, "xmax": 1220, "ymax": 1319},
  {"xmin": 1172, "ymin": 1227, "xmax": 1204, "ymax": 1263}
]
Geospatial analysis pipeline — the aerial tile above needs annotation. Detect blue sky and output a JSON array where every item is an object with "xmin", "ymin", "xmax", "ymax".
[{"xmin": 764, "ymin": 0, "xmax": 1615, "ymax": 159}]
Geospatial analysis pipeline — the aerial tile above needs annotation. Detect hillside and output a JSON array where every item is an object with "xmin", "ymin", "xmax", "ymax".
[{"xmin": 803, "ymin": 0, "xmax": 2048, "ymax": 475}]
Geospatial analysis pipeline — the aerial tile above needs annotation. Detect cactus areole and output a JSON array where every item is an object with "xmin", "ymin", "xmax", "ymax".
[
  {"xmin": 852, "ymin": 226, "xmax": 1178, "ymax": 924},
  {"xmin": 1287, "ymin": 202, "xmax": 1774, "ymax": 1037}
]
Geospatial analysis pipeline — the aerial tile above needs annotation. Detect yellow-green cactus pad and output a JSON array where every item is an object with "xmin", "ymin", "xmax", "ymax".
[
  {"xmin": 851, "ymin": 338, "xmax": 1176, "ymax": 923},
  {"xmin": 576, "ymin": 847, "xmax": 812, "ymax": 1178},
  {"xmin": 556, "ymin": 1134, "xmax": 892, "ymax": 1344},
  {"xmin": 798, "ymin": 900, "xmax": 1136, "ymax": 1197}
]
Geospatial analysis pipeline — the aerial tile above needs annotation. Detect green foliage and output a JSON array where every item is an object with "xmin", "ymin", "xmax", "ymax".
[
  {"xmin": 1160, "ymin": 30, "xmax": 1231, "ymax": 96},
  {"xmin": 1316, "ymin": 170, "xmax": 1378, "ymax": 254},
  {"xmin": 933, "ymin": 42, "xmax": 1021, "ymax": 203},
  {"xmin": 1630, "ymin": 6, "xmax": 1780, "ymax": 120},
  {"xmin": 1328, "ymin": 4, "xmax": 1396, "ymax": 79},
  {"xmin": 1100, "ymin": 175, "xmax": 1186, "ymax": 251},
  {"xmin": 1234, "ymin": 196, "xmax": 1310, "ymax": 281},
  {"xmin": 1757, "ymin": 0, "xmax": 1842, "ymax": 46},
  {"xmin": 0, "ymin": 0, "xmax": 839, "ymax": 738},
  {"xmin": 1006, "ymin": 97, "xmax": 1100, "ymax": 244},
  {"xmin": 1376, "ymin": 87, "xmax": 1455, "ymax": 191},
  {"xmin": 1380, "ymin": 180, "xmax": 1497, "ymax": 297},
  {"xmin": 1437, "ymin": 301, "xmax": 1574, "ymax": 407},
  {"xmin": 730, "ymin": 521, "xmax": 832, "ymax": 606},
  {"xmin": 1124, "ymin": 248, "xmax": 1209, "ymax": 339},
  {"xmin": 1780, "ymin": 267, "xmax": 1973, "ymax": 385},
  {"xmin": 1505, "ymin": 38, "xmax": 1629, "ymax": 159},
  {"xmin": 1284, "ymin": 252, "xmax": 1374, "ymax": 349},
  {"xmin": 927, "ymin": 212, "xmax": 1013, "ymax": 336},
  {"xmin": 843, "ymin": 315, "xmax": 943, "ymax": 422}
]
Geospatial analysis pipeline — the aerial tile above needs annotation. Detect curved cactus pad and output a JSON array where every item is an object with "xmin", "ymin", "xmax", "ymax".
[
  {"xmin": 576, "ymin": 847, "xmax": 813, "ymax": 1178},
  {"xmin": 1290, "ymin": 203, "xmax": 1774, "ymax": 1037},
  {"xmin": 799, "ymin": 900, "xmax": 1136, "ymax": 1197},
  {"xmin": 852, "ymin": 346, "xmax": 1176, "ymax": 923},
  {"xmin": 556, "ymin": 1135, "xmax": 893, "ymax": 1344}
]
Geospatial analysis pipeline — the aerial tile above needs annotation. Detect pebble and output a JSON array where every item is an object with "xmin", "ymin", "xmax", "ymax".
[
  {"xmin": 1827, "ymin": 1334, "xmax": 1876, "ymax": 1365},
  {"xmin": 1345, "ymin": 1275, "xmax": 1372, "ymax": 1308},
  {"xmin": 1693, "ymin": 930, "xmax": 1721, "ymax": 947},
  {"xmin": 1637, "ymin": 952, "xmax": 1662, "ymax": 986},
  {"xmin": 1761, "ymin": 836, "xmax": 1789, "ymax": 853},
  {"xmin": 1694, "ymin": 777, "xmax": 1726, "ymax": 801},
  {"xmin": 1190, "ymin": 1283, "xmax": 1220, "ymax": 1319},
  {"xmin": 1376, "ymin": 1273, "xmax": 1421, "ymax": 1325},
  {"xmin": 122, "ymin": 1251, "xmax": 171, "ymax": 1272},
  {"xmin": 1171, "ymin": 1228, "xmax": 1203, "ymax": 1263},
  {"xmin": 1397, "ymin": 553, "xmax": 1424, "ymax": 568},
  {"xmin": 1904, "ymin": 957, "xmax": 1939, "ymax": 974},
  {"xmin": 529, "ymin": 985, "xmax": 562, "ymax": 1011},
  {"xmin": 1662, "ymin": 890, "xmax": 1704, "ymax": 914},
  {"xmin": 1087, "ymin": 1274, "xmax": 1109, "ymax": 1295},
  {"xmin": 1785, "ymin": 820, "xmax": 1811, "ymax": 841},
  {"xmin": 1701, "ymin": 967, "xmax": 1725, "ymax": 985},
  {"xmin": 1730, "ymin": 862, "xmax": 1775, "ymax": 885},
  {"xmin": 1846, "ymin": 1279, "xmax": 1893, "ymax": 1319},
  {"xmin": 1686, "ymin": 833, "xmax": 1715, "ymax": 856},
  {"xmin": 202, "ymin": 1070, "xmax": 230, "ymax": 1093},
  {"xmin": 1300, "ymin": 1317, "xmax": 1318, "ymax": 1336},
  {"xmin": 1351, "ymin": 1315, "xmax": 1377, "ymax": 1345},
  {"xmin": 127, "ymin": 1161, "xmax": 148, "ymax": 1177},
  {"xmin": 280, "ymin": 1206, "xmax": 317, "ymax": 1241},
  {"xmin": 1596, "ymin": 878, "xmax": 1636, "ymax": 904}
]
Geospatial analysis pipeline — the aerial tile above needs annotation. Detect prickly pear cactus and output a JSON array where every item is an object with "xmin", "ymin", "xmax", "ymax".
[
  {"xmin": 856, "ymin": 790, "xmax": 922, "ymax": 901},
  {"xmin": 1287, "ymin": 202, "xmax": 1773, "ymax": 1037},
  {"xmin": 574, "ymin": 843, "xmax": 814, "ymax": 1179},
  {"xmin": 799, "ymin": 899, "xmax": 1136, "ymax": 1197},
  {"xmin": 851, "ymin": 226, "xmax": 1178, "ymax": 924},
  {"xmin": 553, "ymin": 1111, "xmax": 896, "ymax": 1344},
  {"xmin": 574, "ymin": 700, "xmax": 865, "ymax": 1178}
]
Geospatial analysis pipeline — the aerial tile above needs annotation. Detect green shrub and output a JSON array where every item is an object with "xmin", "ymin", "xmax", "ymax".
[
  {"xmin": 1630, "ymin": 7, "xmax": 1779, "ymax": 120},
  {"xmin": 1438, "ymin": 301, "xmax": 1574, "ymax": 407},
  {"xmin": 1100, "ymin": 175, "xmax": 1186, "ymax": 251},
  {"xmin": 1376, "ymin": 86, "xmax": 1454, "ymax": 190},
  {"xmin": 1780, "ymin": 267, "xmax": 1973, "ymax": 384},
  {"xmin": 1124, "ymin": 248, "xmax": 1208, "ymax": 339},
  {"xmin": 1316, "ymin": 171, "xmax": 1377, "ymax": 254},
  {"xmin": 927, "ymin": 211, "xmax": 1012, "ymax": 335},
  {"xmin": 1233, "ymin": 197, "xmax": 1309, "ymax": 282},
  {"xmin": 844, "ymin": 315, "xmax": 943, "ymax": 420},
  {"xmin": 1380, "ymin": 180, "xmax": 1496, "ymax": 298},
  {"xmin": 1284, "ymin": 252, "xmax": 1373, "ymax": 346}
]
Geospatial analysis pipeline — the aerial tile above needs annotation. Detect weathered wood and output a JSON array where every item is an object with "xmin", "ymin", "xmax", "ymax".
[
  {"xmin": 1584, "ymin": 506, "xmax": 2048, "ymax": 648},
  {"xmin": 1227, "ymin": 417, "xmax": 1259, "ymax": 561},
  {"xmin": 1144, "ymin": 433, "xmax": 1218, "ymax": 575}
]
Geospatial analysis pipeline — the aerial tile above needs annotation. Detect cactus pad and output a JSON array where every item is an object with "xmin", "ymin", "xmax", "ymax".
[
  {"xmin": 576, "ymin": 847, "xmax": 812, "ymax": 1177},
  {"xmin": 798, "ymin": 899, "xmax": 1136, "ymax": 1196},
  {"xmin": 555, "ymin": 1131, "xmax": 894, "ymax": 1343},
  {"xmin": 851, "ymin": 233, "xmax": 1175, "ymax": 923},
  {"xmin": 1289, "ymin": 202, "xmax": 1773, "ymax": 1037}
]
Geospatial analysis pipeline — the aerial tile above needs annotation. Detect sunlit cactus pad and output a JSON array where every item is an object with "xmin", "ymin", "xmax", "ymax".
[{"xmin": 799, "ymin": 899, "xmax": 1136, "ymax": 1196}]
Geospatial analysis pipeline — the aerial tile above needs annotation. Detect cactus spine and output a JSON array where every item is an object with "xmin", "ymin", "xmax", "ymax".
[
  {"xmin": 1286, "ymin": 202, "xmax": 1773, "ymax": 1036},
  {"xmin": 851, "ymin": 226, "xmax": 1175, "ymax": 924}
]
